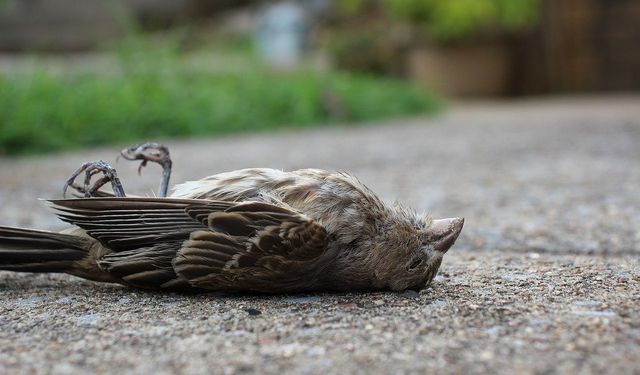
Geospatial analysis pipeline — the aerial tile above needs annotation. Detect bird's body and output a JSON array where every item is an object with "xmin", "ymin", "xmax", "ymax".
[{"xmin": 0, "ymin": 168, "xmax": 463, "ymax": 293}]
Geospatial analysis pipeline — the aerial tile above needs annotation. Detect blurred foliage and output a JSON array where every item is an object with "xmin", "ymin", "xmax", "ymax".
[
  {"xmin": 327, "ymin": 23, "xmax": 399, "ymax": 75},
  {"xmin": 0, "ymin": 42, "xmax": 440, "ymax": 155},
  {"xmin": 336, "ymin": 0, "xmax": 540, "ymax": 41},
  {"xmin": 0, "ymin": 0, "xmax": 10, "ymax": 11}
]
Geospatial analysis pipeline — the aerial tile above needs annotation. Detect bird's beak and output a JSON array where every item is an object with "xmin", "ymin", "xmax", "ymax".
[{"xmin": 430, "ymin": 217, "xmax": 464, "ymax": 253}]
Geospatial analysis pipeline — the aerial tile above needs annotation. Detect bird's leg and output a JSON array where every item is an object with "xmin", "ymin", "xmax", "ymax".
[
  {"xmin": 63, "ymin": 160, "xmax": 126, "ymax": 198},
  {"xmin": 119, "ymin": 142, "xmax": 172, "ymax": 198}
]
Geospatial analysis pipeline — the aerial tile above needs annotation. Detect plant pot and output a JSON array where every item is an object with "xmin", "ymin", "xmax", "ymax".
[{"xmin": 407, "ymin": 40, "xmax": 512, "ymax": 97}]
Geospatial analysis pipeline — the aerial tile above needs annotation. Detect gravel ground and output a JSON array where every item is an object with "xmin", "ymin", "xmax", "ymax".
[{"xmin": 1, "ymin": 96, "xmax": 639, "ymax": 374}]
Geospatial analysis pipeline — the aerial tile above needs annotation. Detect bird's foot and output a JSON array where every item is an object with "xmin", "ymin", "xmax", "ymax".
[
  {"xmin": 119, "ymin": 142, "xmax": 172, "ymax": 197},
  {"xmin": 63, "ymin": 160, "xmax": 126, "ymax": 198}
]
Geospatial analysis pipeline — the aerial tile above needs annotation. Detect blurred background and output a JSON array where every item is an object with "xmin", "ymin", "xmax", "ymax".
[
  {"xmin": 0, "ymin": 0, "xmax": 639, "ymax": 155},
  {"xmin": 1, "ymin": 5, "xmax": 639, "ymax": 372}
]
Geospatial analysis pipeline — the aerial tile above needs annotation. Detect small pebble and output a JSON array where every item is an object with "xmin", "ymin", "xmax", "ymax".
[
  {"xmin": 245, "ymin": 308, "xmax": 262, "ymax": 316},
  {"xmin": 401, "ymin": 290, "xmax": 420, "ymax": 299}
]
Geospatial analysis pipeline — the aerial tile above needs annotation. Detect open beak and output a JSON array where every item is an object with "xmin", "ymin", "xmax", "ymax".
[{"xmin": 430, "ymin": 217, "xmax": 464, "ymax": 253}]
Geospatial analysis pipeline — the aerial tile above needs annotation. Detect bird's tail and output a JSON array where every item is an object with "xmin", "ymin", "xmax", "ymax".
[{"xmin": 0, "ymin": 226, "xmax": 90, "ymax": 273}]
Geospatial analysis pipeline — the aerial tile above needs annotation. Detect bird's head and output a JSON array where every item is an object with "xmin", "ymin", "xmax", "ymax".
[{"xmin": 371, "ymin": 208, "xmax": 464, "ymax": 291}]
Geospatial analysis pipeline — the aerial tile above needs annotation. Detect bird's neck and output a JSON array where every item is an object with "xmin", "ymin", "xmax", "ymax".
[{"xmin": 316, "ymin": 243, "xmax": 385, "ymax": 291}]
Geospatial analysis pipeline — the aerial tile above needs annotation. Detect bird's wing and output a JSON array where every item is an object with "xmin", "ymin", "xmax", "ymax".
[
  {"xmin": 174, "ymin": 201, "xmax": 329, "ymax": 292},
  {"xmin": 97, "ymin": 240, "xmax": 194, "ymax": 290},
  {"xmin": 49, "ymin": 198, "xmax": 330, "ymax": 292},
  {"xmin": 48, "ymin": 197, "xmax": 233, "ymax": 251}
]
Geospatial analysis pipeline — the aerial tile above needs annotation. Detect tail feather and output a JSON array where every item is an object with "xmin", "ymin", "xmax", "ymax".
[{"xmin": 0, "ymin": 226, "xmax": 90, "ymax": 273}]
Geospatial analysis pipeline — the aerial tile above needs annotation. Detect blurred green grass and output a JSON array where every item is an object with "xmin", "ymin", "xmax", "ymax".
[{"xmin": 0, "ymin": 43, "xmax": 441, "ymax": 155}]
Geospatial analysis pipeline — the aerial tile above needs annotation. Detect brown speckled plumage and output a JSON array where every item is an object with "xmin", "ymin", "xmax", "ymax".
[{"xmin": 0, "ymin": 168, "xmax": 463, "ymax": 293}]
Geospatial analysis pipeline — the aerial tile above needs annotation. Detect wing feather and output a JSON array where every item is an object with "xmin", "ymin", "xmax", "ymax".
[
  {"xmin": 48, "ymin": 198, "xmax": 233, "ymax": 251},
  {"xmin": 174, "ymin": 207, "xmax": 330, "ymax": 292},
  {"xmin": 48, "ymin": 197, "xmax": 331, "ymax": 292}
]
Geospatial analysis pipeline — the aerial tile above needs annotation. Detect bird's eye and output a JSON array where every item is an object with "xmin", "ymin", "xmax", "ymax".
[{"xmin": 407, "ymin": 257, "xmax": 423, "ymax": 271}]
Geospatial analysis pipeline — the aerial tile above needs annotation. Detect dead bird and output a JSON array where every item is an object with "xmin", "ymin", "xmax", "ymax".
[{"xmin": 0, "ymin": 143, "xmax": 463, "ymax": 293}]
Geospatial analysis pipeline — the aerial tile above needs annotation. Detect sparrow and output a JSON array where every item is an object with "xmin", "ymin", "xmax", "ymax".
[{"xmin": 0, "ymin": 143, "xmax": 464, "ymax": 293}]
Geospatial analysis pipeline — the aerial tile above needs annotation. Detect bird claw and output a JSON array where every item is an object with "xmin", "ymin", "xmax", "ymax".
[
  {"xmin": 137, "ymin": 160, "xmax": 148, "ymax": 176},
  {"xmin": 63, "ymin": 160, "xmax": 126, "ymax": 198},
  {"xmin": 120, "ymin": 142, "xmax": 171, "ymax": 170},
  {"xmin": 119, "ymin": 142, "xmax": 172, "ymax": 197}
]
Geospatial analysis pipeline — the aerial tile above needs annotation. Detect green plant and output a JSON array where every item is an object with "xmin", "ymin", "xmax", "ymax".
[
  {"xmin": 0, "ymin": 63, "xmax": 440, "ymax": 155},
  {"xmin": 0, "ymin": 26, "xmax": 442, "ymax": 156},
  {"xmin": 337, "ymin": 0, "xmax": 540, "ymax": 41},
  {"xmin": 327, "ymin": 24, "xmax": 399, "ymax": 75}
]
